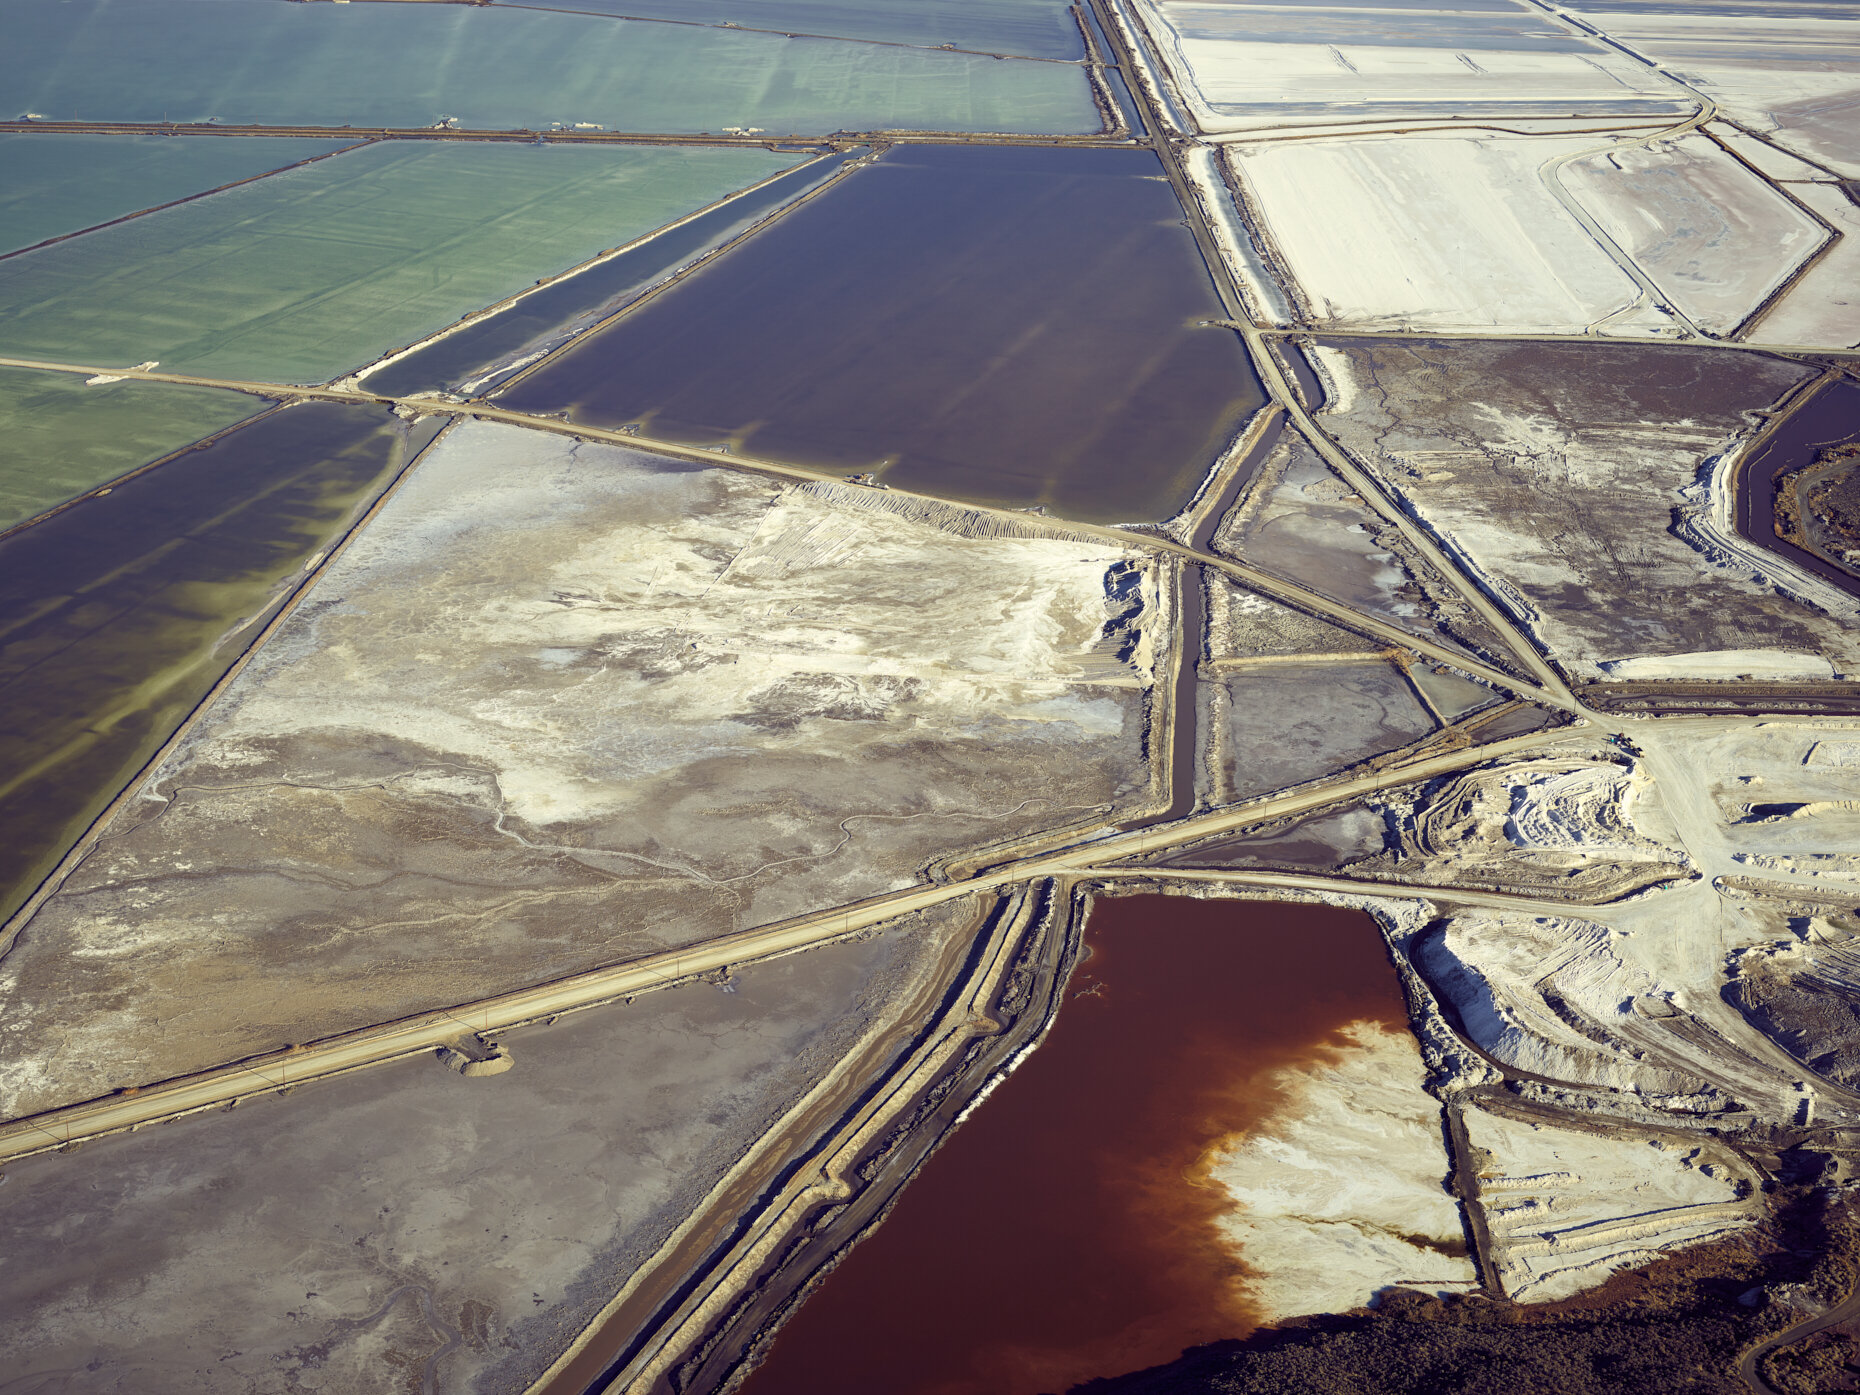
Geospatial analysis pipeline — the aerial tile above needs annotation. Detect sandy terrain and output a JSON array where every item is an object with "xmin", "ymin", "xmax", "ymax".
[
  {"xmin": 1211, "ymin": 1019, "xmax": 1476, "ymax": 1319},
  {"xmin": 1404, "ymin": 719, "xmax": 1860, "ymax": 1134},
  {"xmin": 1352, "ymin": 749, "xmax": 1691, "ymax": 900},
  {"xmin": 0, "ymin": 422, "xmax": 1158, "ymax": 1117},
  {"xmin": 1733, "ymin": 914, "xmax": 1860, "ymax": 1090}
]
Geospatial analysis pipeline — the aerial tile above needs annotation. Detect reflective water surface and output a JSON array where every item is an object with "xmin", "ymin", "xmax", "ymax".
[
  {"xmin": 739, "ymin": 893, "xmax": 1408, "ymax": 1395},
  {"xmin": 499, "ymin": 145, "xmax": 1264, "ymax": 522},
  {"xmin": 364, "ymin": 152, "xmax": 857, "ymax": 399},
  {"xmin": 0, "ymin": 402, "xmax": 440, "ymax": 924}
]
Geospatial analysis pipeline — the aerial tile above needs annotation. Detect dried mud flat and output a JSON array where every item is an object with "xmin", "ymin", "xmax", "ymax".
[
  {"xmin": 0, "ymin": 911, "xmax": 967, "ymax": 1395},
  {"xmin": 1310, "ymin": 338, "xmax": 1860, "ymax": 679},
  {"xmin": 0, "ymin": 421, "xmax": 1160, "ymax": 1117}
]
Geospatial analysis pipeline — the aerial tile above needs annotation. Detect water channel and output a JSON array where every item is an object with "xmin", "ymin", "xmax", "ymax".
[
  {"xmin": 1736, "ymin": 376, "xmax": 1860, "ymax": 601},
  {"xmin": 736, "ymin": 893, "xmax": 1410, "ymax": 1395}
]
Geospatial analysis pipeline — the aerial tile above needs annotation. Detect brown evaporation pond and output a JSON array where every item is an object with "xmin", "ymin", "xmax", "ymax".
[
  {"xmin": 0, "ymin": 402, "xmax": 439, "ymax": 924},
  {"xmin": 1737, "ymin": 377, "xmax": 1860, "ymax": 601},
  {"xmin": 495, "ymin": 144, "xmax": 1264, "ymax": 524},
  {"xmin": 738, "ymin": 894, "xmax": 1409, "ymax": 1395}
]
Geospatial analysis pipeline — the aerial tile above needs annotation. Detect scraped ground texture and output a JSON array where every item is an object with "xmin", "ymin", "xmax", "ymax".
[
  {"xmin": 1204, "ymin": 660, "xmax": 1435, "ymax": 803},
  {"xmin": 0, "ymin": 140, "xmax": 801, "ymax": 384},
  {"xmin": 1465, "ymin": 1107, "xmax": 1749, "ymax": 1303},
  {"xmin": 1559, "ymin": 133, "xmax": 1827, "ymax": 336},
  {"xmin": 1311, "ymin": 339, "xmax": 1860, "ymax": 677},
  {"xmin": 0, "ymin": 918, "xmax": 959, "ymax": 1394},
  {"xmin": 0, "ymin": 421, "xmax": 1156, "ymax": 1115}
]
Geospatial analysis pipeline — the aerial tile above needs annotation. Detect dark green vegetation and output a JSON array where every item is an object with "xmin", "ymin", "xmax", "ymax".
[
  {"xmin": 365, "ymin": 151, "xmax": 861, "ymax": 400},
  {"xmin": 0, "ymin": 403, "xmax": 442, "ymax": 925},
  {"xmin": 499, "ymin": 144, "xmax": 1264, "ymax": 522},
  {"xmin": 1763, "ymin": 1324, "xmax": 1860, "ymax": 1394},
  {"xmin": 1073, "ymin": 1185, "xmax": 1860, "ymax": 1395}
]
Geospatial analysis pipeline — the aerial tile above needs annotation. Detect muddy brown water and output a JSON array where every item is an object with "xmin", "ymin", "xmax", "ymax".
[
  {"xmin": 735, "ymin": 894, "xmax": 1409, "ymax": 1395},
  {"xmin": 497, "ymin": 144, "xmax": 1264, "ymax": 524},
  {"xmin": 0, "ymin": 402, "xmax": 439, "ymax": 925},
  {"xmin": 1737, "ymin": 377, "xmax": 1860, "ymax": 601}
]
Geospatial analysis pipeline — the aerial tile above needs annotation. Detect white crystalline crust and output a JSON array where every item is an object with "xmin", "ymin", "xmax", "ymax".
[
  {"xmin": 1746, "ymin": 180, "xmax": 1860, "ymax": 348},
  {"xmin": 1182, "ymin": 144, "xmax": 1293, "ymax": 325},
  {"xmin": 1135, "ymin": 2, "xmax": 1684, "ymax": 132},
  {"xmin": 176, "ymin": 423, "xmax": 1151, "ymax": 832},
  {"xmin": 1210, "ymin": 1020, "xmax": 1476, "ymax": 1319},
  {"xmin": 1559, "ymin": 134, "xmax": 1828, "ymax": 335},
  {"xmin": 1465, "ymin": 1108, "xmax": 1750, "ymax": 1303},
  {"xmin": 1598, "ymin": 651, "xmax": 1840, "ymax": 680},
  {"xmin": 0, "ymin": 421, "xmax": 1161, "ymax": 1116}
]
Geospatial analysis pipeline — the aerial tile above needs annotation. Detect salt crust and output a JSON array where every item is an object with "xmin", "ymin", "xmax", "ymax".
[
  {"xmin": 1231, "ymin": 132, "xmax": 1641, "ymax": 333},
  {"xmin": 1465, "ymin": 1106, "xmax": 1748, "ymax": 1302},
  {"xmin": 1210, "ymin": 1020, "xmax": 1476, "ymax": 1320}
]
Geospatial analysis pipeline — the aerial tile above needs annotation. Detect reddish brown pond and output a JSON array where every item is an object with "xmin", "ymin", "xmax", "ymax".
[{"xmin": 737, "ymin": 894, "xmax": 1411, "ymax": 1395}]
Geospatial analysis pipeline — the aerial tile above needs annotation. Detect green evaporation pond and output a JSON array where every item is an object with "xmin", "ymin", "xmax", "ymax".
[
  {"xmin": 0, "ymin": 133, "xmax": 352, "ymax": 257},
  {"xmin": 0, "ymin": 401, "xmax": 442, "ymax": 927},
  {"xmin": 2, "ymin": 0, "xmax": 1097, "ymax": 135},
  {"xmin": 0, "ymin": 365, "xmax": 264, "ymax": 530},
  {"xmin": 0, "ymin": 140, "xmax": 802, "ymax": 385},
  {"xmin": 523, "ymin": 0, "xmax": 1084, "ymax": 60}
]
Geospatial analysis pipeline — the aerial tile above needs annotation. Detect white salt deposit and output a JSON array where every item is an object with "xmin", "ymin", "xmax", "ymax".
[{"xmin": 1210, "ymin": 1020, "xmax": 1476, "ymax": 1319}]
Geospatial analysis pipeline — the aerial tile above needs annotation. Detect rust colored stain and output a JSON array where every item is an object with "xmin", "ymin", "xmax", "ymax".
[{"xmin": 738, "ymin": 893, "xmax": 1410, "ymax": 1395}]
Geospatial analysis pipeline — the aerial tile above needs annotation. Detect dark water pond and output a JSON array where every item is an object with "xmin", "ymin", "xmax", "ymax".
[
  {"xmin": 497, "ymin": 144, "xmax": 1264, "ymax": 523},
  {"xmin": 364, "ymin": 153, "xmax": 860, "ymax": 399},
  {"xmin": 738, "ymin": 893, "xmax": 1407, "ymax": 1395},
  {"xmin": 0, "ymin": 402, "xmax": 439, "ymax": 925}
]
